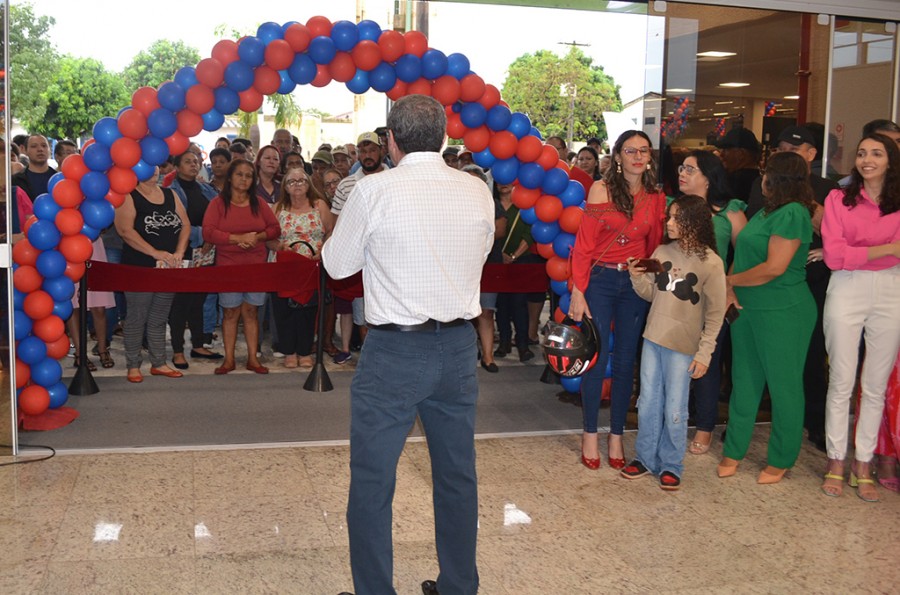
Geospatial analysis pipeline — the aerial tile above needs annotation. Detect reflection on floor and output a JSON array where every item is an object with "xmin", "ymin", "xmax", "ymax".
[{"xmin": 1, "ymin": 426, "xmax": 897, "ymax": 594}]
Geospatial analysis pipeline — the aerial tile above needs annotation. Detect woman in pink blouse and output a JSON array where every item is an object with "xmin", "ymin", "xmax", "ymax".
[{"xmin": 820, "ymin": 133, "xmax": 900, "ymax": 501}]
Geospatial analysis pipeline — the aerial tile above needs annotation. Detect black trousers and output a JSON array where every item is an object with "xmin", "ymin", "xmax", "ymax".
[
  {"xmin": 803, "ymin": 264, "xmax": 830, "ymax": 438},
  {"xmin": 169, "ymin": 292, "xmax": 207, "ymax": 353},
  {"xmin": 272, "ymin": 296, "xmax": 317, "ymax": 356}
]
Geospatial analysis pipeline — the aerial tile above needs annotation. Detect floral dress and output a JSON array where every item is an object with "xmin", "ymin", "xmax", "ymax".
[{"xmin": 278, "ymin": 207, "xmax": 324, "ymax": 257}]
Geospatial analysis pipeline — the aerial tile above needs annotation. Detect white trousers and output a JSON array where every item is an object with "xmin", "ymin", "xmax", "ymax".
[{"xmin": 824, "ymin": 266, "xmax": 900, "ymax": 462}]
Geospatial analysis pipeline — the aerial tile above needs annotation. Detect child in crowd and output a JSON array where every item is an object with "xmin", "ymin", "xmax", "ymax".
[{"xmin": 621, "ymin": 195, "xmax": 727, "ymax": 490}]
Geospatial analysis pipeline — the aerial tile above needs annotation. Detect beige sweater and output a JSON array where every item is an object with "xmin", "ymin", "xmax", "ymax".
[{"xmin": 631, "ymin": 243, "xmax": 726, "ymax": 365}]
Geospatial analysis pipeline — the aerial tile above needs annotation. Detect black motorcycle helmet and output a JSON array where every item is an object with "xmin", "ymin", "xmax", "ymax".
[{"xmin": 540, "ymin": 316, "xmax": 599, "ymax": 377}]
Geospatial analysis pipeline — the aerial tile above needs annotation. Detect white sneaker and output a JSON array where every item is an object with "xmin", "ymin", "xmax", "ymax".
[{"xmin": 272, "ymin": 351, "xmax": 285, "ymax": 358}]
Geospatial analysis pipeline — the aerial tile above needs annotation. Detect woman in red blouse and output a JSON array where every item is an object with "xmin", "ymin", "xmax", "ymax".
[{"xmin": 569, "ymin": 130, "xmax": 667, "ymax": 470}]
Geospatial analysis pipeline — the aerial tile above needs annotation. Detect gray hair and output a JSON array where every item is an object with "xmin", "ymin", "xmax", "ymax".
[
  {"xmin": 461, "ymin": 164, "xmax": 488, "ymax": 185},
  {"xmin": 386, "ymin": 95, "xmax": 446, "ymax": 154}
]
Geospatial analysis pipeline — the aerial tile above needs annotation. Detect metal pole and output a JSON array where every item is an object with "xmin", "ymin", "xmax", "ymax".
[
  {"xmin": 69, "ymin": 263, "xmax": 98, "ymax": 395},
  {"xmin": 303, "ymin": 262, "xmax": 333, "ymax": 392}
]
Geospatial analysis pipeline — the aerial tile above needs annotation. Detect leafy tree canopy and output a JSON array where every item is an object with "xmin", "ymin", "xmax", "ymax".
[
  {"xmin": 122, "ymin": 39, "xmax": 202, "ymax": 90},
  {"xmin": 9, "ymin": 2, "xmax": 60, "ymax": 130},
  {"xmin": 501, "ymin": 48, "xmax": 622, "ymax": 144}
]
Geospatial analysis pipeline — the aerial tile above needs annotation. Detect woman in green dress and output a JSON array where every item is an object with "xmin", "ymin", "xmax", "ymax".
[{"xmin": 717, "ymin": 151, "xmax": 817, "ymax": 484}]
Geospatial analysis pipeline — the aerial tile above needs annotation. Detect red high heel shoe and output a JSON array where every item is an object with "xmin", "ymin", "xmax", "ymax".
[
  {"xmin": 581, "ymin": 454, "xmax": 601, "ymax": 470},
  {"xmin": 608, "ymin": 456, "xmax": 626, "ymax": 470}
]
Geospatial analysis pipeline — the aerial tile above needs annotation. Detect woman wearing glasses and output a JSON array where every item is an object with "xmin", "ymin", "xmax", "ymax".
[
  {"xmin": 677, "ymin": 150, "xmax": 747, "ymax": 454},
  {"xmin": 569, "ymin": 130, "xmax": 667, "ymax": 470}
]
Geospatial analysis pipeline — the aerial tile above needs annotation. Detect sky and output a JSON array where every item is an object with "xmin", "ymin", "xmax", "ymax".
[{"xmin": 28, "ymin": 0, "xmax": 655, "ymax": 116}]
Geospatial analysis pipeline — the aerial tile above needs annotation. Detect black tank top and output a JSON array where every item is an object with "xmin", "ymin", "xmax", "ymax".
[{"xmin": 123, "ymin": 187, "xmax": 182, "ymax": 268}]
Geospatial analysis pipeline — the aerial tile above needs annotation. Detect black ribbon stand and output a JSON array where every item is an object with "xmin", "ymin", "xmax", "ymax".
[
  {"xmin": 69, "ymin": 262, "xmax": 99, "ymax": 395},
  {"xmin": 303, "ymin": 262, "xmax": 333, "ymax": 392},
  {"xmin": 540, "ymin": 290, "xmax": 561, "ymax": 385}
]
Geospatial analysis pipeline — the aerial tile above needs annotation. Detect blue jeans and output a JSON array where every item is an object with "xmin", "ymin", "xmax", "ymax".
[
  {"xmin": 347, "ymin": 324, "xmax": 479, "ymax": 595},
  {"xmin": 635, "ymin": 340, "xmax": 692, "ymax": 478},
  {"xmin": 581, "ymin": 267, "xmax": 649, "ymax": 434}
]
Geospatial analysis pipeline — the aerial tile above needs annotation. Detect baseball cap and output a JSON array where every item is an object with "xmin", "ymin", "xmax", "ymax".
[
  {"xmin": 312, "ymin": 150, "xmax": 334, "ymax": 164},
  {"xmin": 357, "ymin": 132, "xmax": 381, "ymax": 146},
  {"xmin": 776, "ymin": 125, "xmax": 815, "ymax": 147},
  {"xmin": 716, "ymin": 127, "xmax": 760, "ymax": 152},
  {"xmin": 442, "ymin": 146, "xmax": 460, "ymax": 156},
  {"xmin": 331, "ymin": 145, "xmax": 350, "ymax": 158}
]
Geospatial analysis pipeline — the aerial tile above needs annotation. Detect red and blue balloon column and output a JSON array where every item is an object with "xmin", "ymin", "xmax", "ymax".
[{"xmin": 11, "ymin": 16, "xmax": 603, "ymax": 416}]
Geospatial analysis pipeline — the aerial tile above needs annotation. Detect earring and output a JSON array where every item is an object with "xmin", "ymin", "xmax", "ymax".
[
  {"xmin": 616, "ymin": 161, "xmax": 622, "ymax": 174},
  {"xmin": 646, "ymin": 163, "xmax": 651, "ymax": 171}
]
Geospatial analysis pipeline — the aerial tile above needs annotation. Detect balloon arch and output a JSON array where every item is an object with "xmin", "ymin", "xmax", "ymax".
[{"xmin": 11, "ymin": 16, "xmax": 589, "ymax": 416}]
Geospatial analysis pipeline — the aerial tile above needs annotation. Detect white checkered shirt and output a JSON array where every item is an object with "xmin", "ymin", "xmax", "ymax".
[{"xmin": 322, "ymin": 152, "xmax": 495, "ymax": 325}]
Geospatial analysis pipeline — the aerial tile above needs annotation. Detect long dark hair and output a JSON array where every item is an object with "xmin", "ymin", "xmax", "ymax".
[
  {"xmin": 762, "ymin": 152, "xmax": 816, "ymax": 216},
  {"xmin": 576, "ymin": 146, "xmax": 601, "ymax": 180},
  {"xmin": 221, "ymin": 159, "xmax": 260, "ymax": 216},
  {"xmin": 844, "ymin": 133, "xmax": 900, "ymax": 216},
  {"xmin": 667, "ymin": 194, "xmax": 717, "ymax": 260},
  {"xmin": 687, "ymin": 150, "xmax": 733, "ymax": 211},
  {"xmin": 603, "ymin": 130, "xmax": 657, "ymax": 218}
]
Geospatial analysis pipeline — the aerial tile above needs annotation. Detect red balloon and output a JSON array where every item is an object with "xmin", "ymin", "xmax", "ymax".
[
  {"xmin": 211, "ymin": 39, "xmax": 239, "ymax": 65},
  {"xmin": 432, "ymin": 76, "xmax": 461, "ymax": 106},
  {"xmin": 237, "ymin": 87, "xmax": 264, "ymax": 113},
  {"xmin": 555, "ymin": 159, "xmax": 571, "ymax": 173},
  {"xmin": 264, "ymin": 39, "xmax": 294, "ymax": 71},
  {"xmin": 59, "ymin": 234, "xmax": 94, "ymax": 264},
  {"xmin": 12, "ymin": 239, "xmax": 40, "ymax": 267},
  {"xmin": 553, "ymin": 307, "xmax": 567, "ymax": 323},
  {"xmin": 536, "ymin": 242, "xmax": 556, "ymax": 260},
  {"xmin": 511, "ymin": 186, "xmax": 540, "ymax": 210},
  {"xmin": 535, "ymin": 195, "xmax": 564, "ymax": 223},
  {"xmin": 55, "ymin": 208, "xmax": 85, "ymax": 236},
  {"xmin": 447, "ymin": 113, "xmax": 465, "ymax": 140},
  {"xmin": 253, "ymin": 65, "xmax": 281, "ymax": 95},
  {"xmin": 106, "ymin": 191, "xmax": 126, "ymax": 208},
  {"xmin": 22, "ymin": 215, "xmax": 37, "ymax": 234},
  {"xmin": 52, "ymin": 179, "xmax": 84, "ymax": 208},
  {"xmin": 45, "ymin": 334, "xmax": 71, "ymax": 360},
  {"xmin": 406, "ymin": 78, "xmax": 432, "ymax": 97},
  {"xmin": 311, "ymin": 65, "xmax": 332, "ymax": 88},
  {"xmin": 546, "ymin": 256, "xmax": 571, "ymax": 282},
  {"xmin": 60, "ymin": 154, "xmax": 89, "ymax": 181},
  {"xmin": 32, "ymin": 314, "xmax": 65, "ymax": 342},
  {"xmin": 176, "ymin": 110, "xmax": 204, "ymax": 138},
  {"xmin": 537, "ymin": 145, "xmax": 560, "ymax": 170},
  {"xmin": 185, "ymin": 85, "xmax": 215, "ymax": 115},
  {"xmin": 306, "ymin": 16, "xmax": 333, "ymax": 37},
  {"xmin": 13, "ymin": 265, "xmax": 42, "ymax": 293},
  {"xmin": 108, "ymin": 166, "xmax": 138, "ymax": 195},
  {"xmin": 118, "ymin": 109, "xmax": 148, "ymax": 140},
  {"xmin": 165, "ymin": 132, "xmax": 191, "ymax": 156},
  {"xmin": 328, "ymin": 52, "xmax": 356, "ymax": 83},
  {"xmin": 403, "ymin": 31, "xmax": 428, "ymax": 58},
  {"xmin": 15, "ymin": 358, "xmax": 30, "ymax": 388},
  {"xmin": 463, "ymin": 126, "xmax": 490, "ymax": 153},
  {"xmin": 559, "ymin": 206, "xmax": 584, "ymax": 234},
  {"xmin": 478, "ymin": 84, "xmax": 501, "ymax": 110},
  {"xmin": 284, "ymin": 23, "xmax": 312, "ymax": 54},
  {"xmin": 385, "ymin": 79, "xmax": 408, "ymax": 102},
  {"xmin": 18, "ymin": 385, "xmax": 50, "ymax": 416},
  {"xmin": 378, "ymin": 30, "xmax": 405, "ymax": 63},
  {"xmin": 132, "ymin": 86, "xmax": 161, "ymax": 117},
  {"xmin": 352, "ymin": 40, "xmax": 382, "ymax": 71},
  {"xmin": 489, "ymin": 131, "xmax": 518, "ymax": 161},
  {"xmin": 459, "ymin": 74, "xmax": 485, "ymax": 103},
  {"xmin": 111, "ymin": 137, "xmax": 142, "ymax": 168},
  {"xmin": 516, "ymin": 135, "xmax": 543, "ymax": 163},
  {"xmin": 64, "ymin": 260, "xmax": 86, "ymax": 282},
  {"xmin": 195, "ymin": 58, "xmax": 225, "ymax": 88}
]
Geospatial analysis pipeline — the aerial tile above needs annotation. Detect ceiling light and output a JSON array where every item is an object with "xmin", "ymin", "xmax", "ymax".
[
  {"xmin": 713, "ymin": 112, "xmax": 729, "ymax": 116},
  {"xmin": 697, "ymin": 51, "xmax": 736, "ymax": 58},
  {"xmin": 783, "ymin": 95, "xmax": 800, "ymax": 100},
  {"xmin": 715, "ymin": 101, "xmax": 733, "ymax": 105},
  {"xmin": 719, "ymin": 82, "xmax": 750, "ymax": 88},
  {"xmin": 666, "ymin": 88, "xmax": 693, "ymax": 94}
]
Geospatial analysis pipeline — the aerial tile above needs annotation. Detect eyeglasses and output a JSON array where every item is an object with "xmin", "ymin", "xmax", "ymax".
[
  {"xmin": 677, "ymin": 164, "xmax": 699, "ymax": 175},
  {"xmin": 622, "ymin": 147, "xmax": 651, "ymax": 157},
  {"xmin": 284, "ymin": 179, "xmax": 308, "ymax": 187}
]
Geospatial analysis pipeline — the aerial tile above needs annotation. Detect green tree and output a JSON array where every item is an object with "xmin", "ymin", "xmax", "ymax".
[
  {"xmin": 9, "ymin": 2, "xmax": 59, "ymax": 129},
  {"xmin": 36, "ymin": 56, "xmax": 130, "ymax": 140},
  {"xmin": 122, "ymin": 40, "xmax": 202, "ymax": 89},
  {"xmin": 501, "ymin": 48, "xmax": 622, "ymax": 143}
]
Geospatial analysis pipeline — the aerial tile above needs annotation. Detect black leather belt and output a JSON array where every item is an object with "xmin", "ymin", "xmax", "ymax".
[{"xmin": 368, "ymin": 318, "xmax": 468, "ymax": 332}]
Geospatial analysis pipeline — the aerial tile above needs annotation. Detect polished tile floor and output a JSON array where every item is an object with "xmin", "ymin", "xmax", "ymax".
[{"xmin": 1, "ymin": 426, "xmax": 898, "ymax": 594}]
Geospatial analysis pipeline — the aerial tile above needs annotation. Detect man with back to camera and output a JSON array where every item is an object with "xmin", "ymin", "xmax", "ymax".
[
  {"xmin": 323, "ymin": 94, "xmax": 494, "ymax": 595},
  {"xmin": 12, "ymin": 134, "xmax": 56, "ymax": 202}
]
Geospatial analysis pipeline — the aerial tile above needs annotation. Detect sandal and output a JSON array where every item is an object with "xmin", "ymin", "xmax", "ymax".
[
  {"xmin": 74, "ymin": 356, "xmax": 97, "ymax": 372},
  {"xmin": 821, "ymin": 458, "xmax": 844, "ymax": 497},
  {"xmin": 849, "ymin": 462, "xmax": 879, "ymax": 503},
  {"xmin": 877, "ymin": 477, "xmax": 900, "ymax": 493},
  {"xmin": 98, "ymin": 351, "xmax": 114, "ymax": 368},
  {"xmin": 688, "ymin": 430, "xmax": 713, "ymax": 455}
]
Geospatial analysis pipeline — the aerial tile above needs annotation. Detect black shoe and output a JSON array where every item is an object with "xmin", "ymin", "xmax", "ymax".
[
  {"xmin": 480, "ymin": 359, "xmax": 499, "ymax": 373},
  {"xmin": 337, "ymin": 592, "xmax": 354, "ymax": 595},
  {"xmin": 494, "ymin": 341, "xmax": 511, "ymax": 358},
  {"xmin": 422, "ymin": 580, "xmax": 439, "ymax": 595},
  {"xmin": 518, "ymin": 347, "xmax": 534, "ymax": 362},
  {"xmin": 190, "ymin": 349, "xmax": 224, "ymax": 360},
  {"xmin": 173, "ymin": 360, "xmax": 189, "ymax": 370},
  {"xmin": 620, "ymin": 460, "xmax": 650, "ymax": 479}
]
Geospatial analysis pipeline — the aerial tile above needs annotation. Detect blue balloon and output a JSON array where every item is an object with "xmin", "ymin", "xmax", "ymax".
[
  {"xmin": 395, "ymin": 54, "xmax": 422, "ymax": 83},
  {"xmin": 117, "ymin": 105, "xmax": 131, "ymax": 117},
  {"xmin": 27, "ymin": 220, "xmax": 61, "ymax": 250},
  {"xmin": 369, "ymin": 62, "xmax": 397, "ymax": 93},
  {"xmin": 47, "ymin": 382, "xmax": 68, "ymax": 409},
  {"xmin": 237, "ymin": 36, "xmax": 265, "ymax": 67},
  {"xmin": 530, "ymin": 127, "xmax": 543, "ymax": 140},
  {"xmin": 550, "ymin": 279, "xmax": 569, "ymax": 296},
  {"xmin": 357, "ymin": 20, "xmax": 382, "ymax": 41},
  {"xmin": 14, "ymin": 311, "xmax": 32, "ymax": 341},
  {"xmin": 491, "ymin": 157, "xmax": 520, "ymax": 185},
  {"xmin": 486, "ymin": 105, "xmax": 512, "ymax": 132},
  {"xmin": 507, "ymin": 112, "xmax": 532, "ymax": 139},
  {"xmin": 30, "ymin": 357, "xmax": 62, "ymax": 388},
  {"xmin": 81, "ymin": 199, "xmax": 115, "ymax": 230},
  {"xmin": 421, "ymin": 49, "xmax": 448, "ymax": 80},
  {"xmin": 308, "ymin": 36, "xmax": 337, "ymax": 65},
  {"xmin": 257, "ymin": 21, "xmax": 284, "ymax": 44},
  {"xmin": 224, "ymin": 60, "xmax": 254, "ymax": 92},
  {"xmin": 132, "ymin": 159, "xmax": 156, "ymax": 182},
  {"xmin": 472, "ymin": 148, "xmax": 496, "ymax": 169},
  {"xmin": 560, "ymin": 375, "xmax": 582, "ymax": 393},
  {"xmin": 346, "ymin": 69, "xmax": 370, "ymax": 94},
  {"xmin": 331, "ymin": 20, "xmax": 359, "ymax": 52},
  {"xmin": 140, "ymin": 136, "xmax": 170, "ymax": 166},
  {"xmin": 80, "ymin": 171, "xmax": 110, "ymax": 201},
  {"xmin": 447, "ymin": 53, "xmax": 470, "ymax": 79},
  {"xmin": 33, "ymin": 194, "xmax": 62, "ymax": 222},
  {"xmin": 81, "ymin": 223, "xmax": 101, "ymax": 241},
  {"xmin": 174, "ymin": 66, "xmax": 198, "ymax": 90},
  {"xmin": 277, "ymin": 70, "xmax": 295, "ymax": 95},
  {"xmin": 288, "ymin": 54, "xmax": 317, "ymax": 85},
  {"xmin": 92, "ymin": 117, "xmax": 122, "ymax": 147},
  {"xmin": 82, "ymin": 143, "xmax": 114, "ymax": 172},
  {"xmin": 13, "ymin": 288, "xmax": 25, "ymax": 310},
  {"xmin": 553, "ymin": 231, "xmax": 576, "ymax": 258},
  {"xmin": 43, "ymin": 276, "xmax": 75, "ymax": 302},
  {"xmin": 36, "ymin": 250, "xmax": 66, "ymax": 279},
  {"xmin": 147, "ymin": 108, "xmax": 178, "ymax": 138},
  {"xmin": 531, "ymin": 220, "xmax": 561, "ymax": 244},
  {"xmin": 202, "ymin": 109, "xmax": 225, "ymax": 132},
  {"xmin": 558, "ymin": 292, "xmax": 571, "ymax": 314},
  {"xmin": 281, "ymin": 21, "xmax": 300, "ymax": 35},
  {"xmin": 542, "ymin": 168, "xmax": 570, "ymax": 196},
  {"xmin": 52, "ymin": 299, "xmax": 73, "ymax": 320},
  {"xmin": 460, "ymin": 103, "xmax": 487, "ymax": 128},
  {"xmin": 47, "ymin": 172, "xmax": 65, "ymax": 195},
  {"xmin": 18, "ymin": 336, "xmax": 48, "ymax": 365},
  {"xmin": 517, "ymin": 162, "xmax": 546, "ymax": 190},
  {"xmin": 520, "ymin": 207, "xmax": 538, "ymax": 225},
  {"xmin": 560, "ymin": 180, "xmax": 586, "ymax": 207},
  {"xmin": 605, "ymin": 354, "xmax": 613, "ymax": 378},
  {"xmin": 157, "ymin": 81, "xmax": 186, "ymax": 112},
  {"xmin": 214, "ymin": 87, "xmax": 241, "ymax": 115},
  {"xmin": 451, "ymin": 103, "xmax": 462, "ymax": 113}
]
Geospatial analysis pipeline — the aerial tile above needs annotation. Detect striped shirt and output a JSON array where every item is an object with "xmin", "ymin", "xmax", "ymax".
[{"xmin": 330, "ymin": 164, "xmax": 389, "ymax": 216}]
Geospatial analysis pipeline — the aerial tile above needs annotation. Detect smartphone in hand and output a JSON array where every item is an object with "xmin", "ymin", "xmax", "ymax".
[
  {"xmin": 724, "ymin": 304, "xmax": 740, "ymax": 324},
  {"xmin": 632, "ymin": 258, "xmax": 664, "ymax": 273}
]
